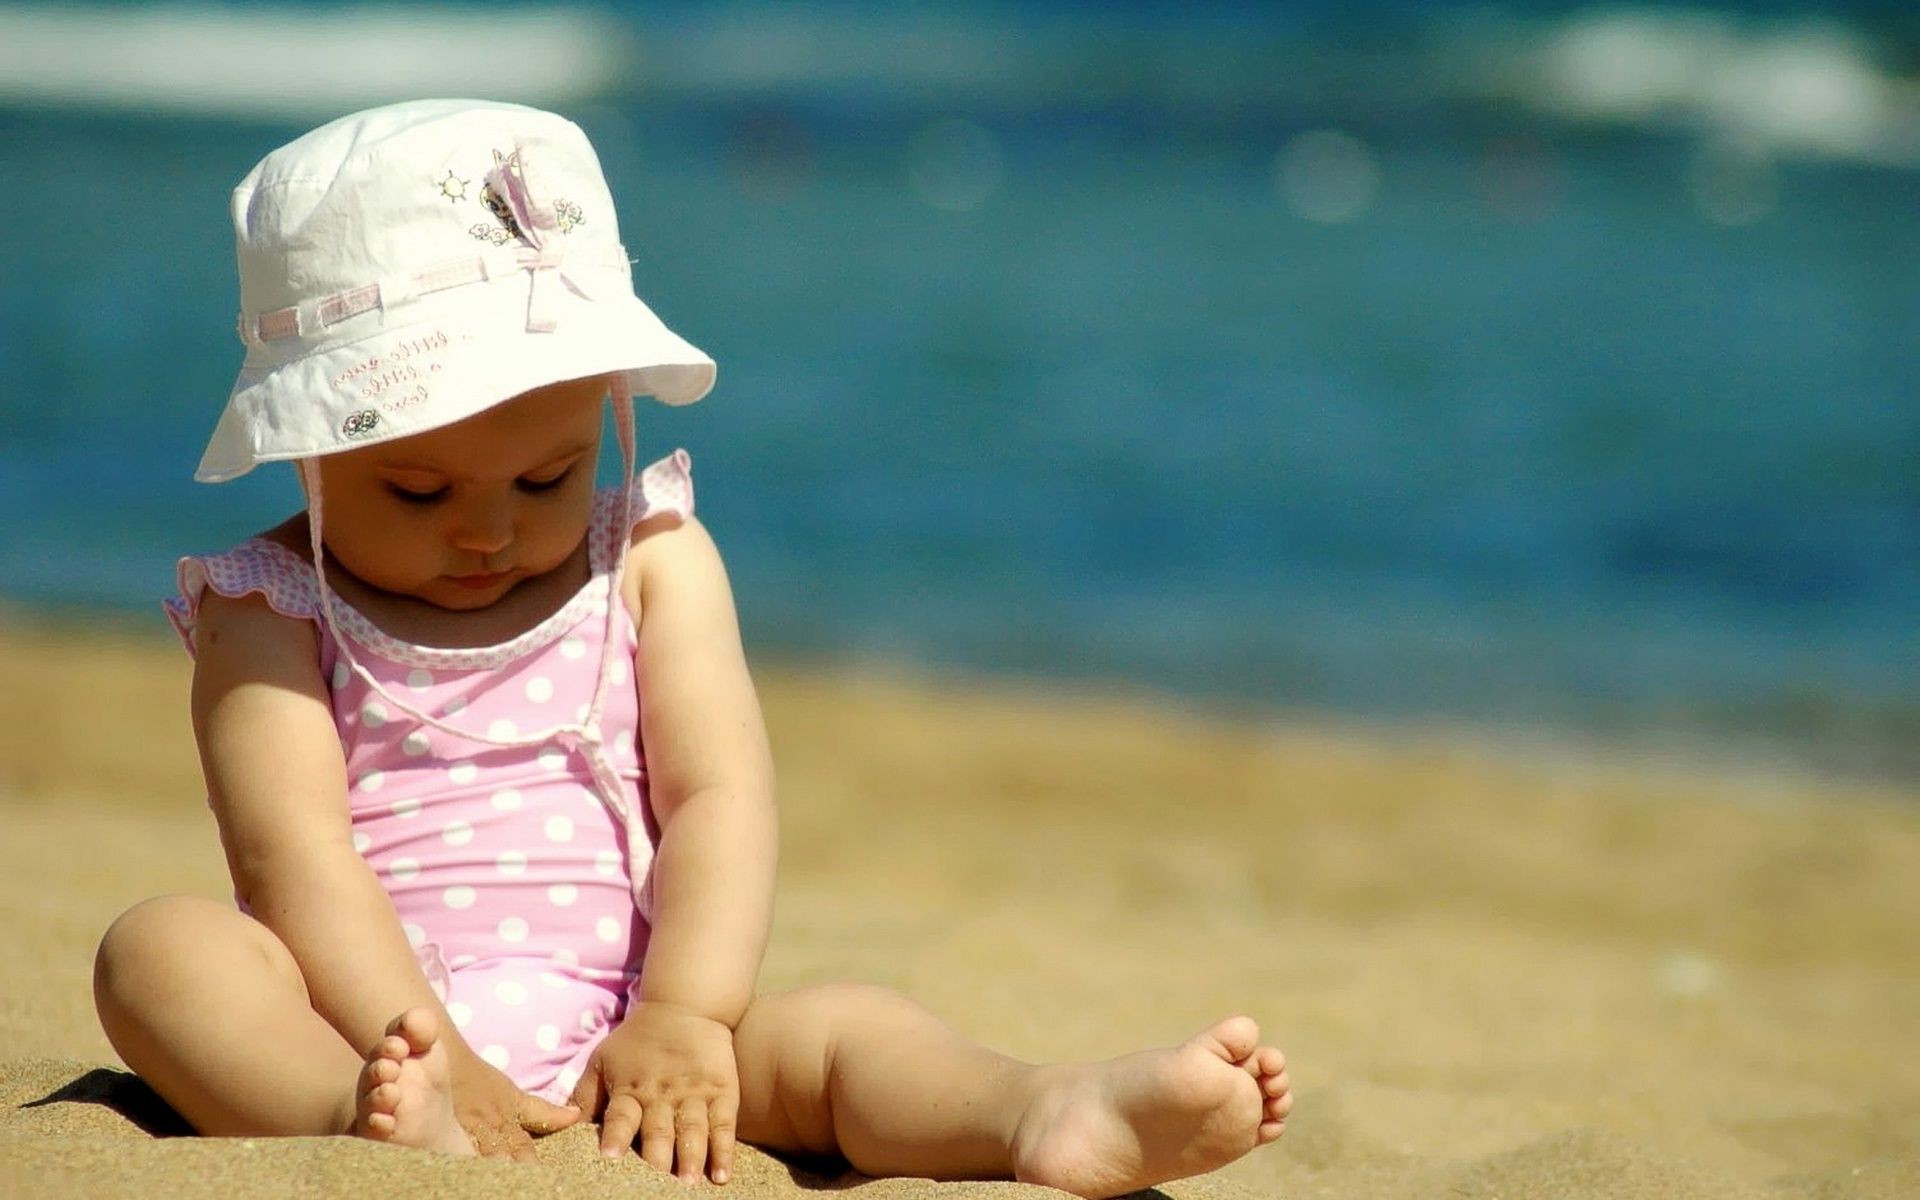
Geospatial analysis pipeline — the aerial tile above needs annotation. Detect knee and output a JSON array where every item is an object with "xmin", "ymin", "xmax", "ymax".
[
  {"xmin": 95, "ymin": 896, "xmax": 203, "ymax": 999},
  {"xmin": 95, "ymin": 895, "xmax": 285, "ymax": 1009}
]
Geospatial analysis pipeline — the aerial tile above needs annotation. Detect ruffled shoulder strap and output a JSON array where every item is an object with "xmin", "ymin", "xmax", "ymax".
[
  {"xmin": 631, "ymin": 448, "xmax": 695, "ymax": 528},
  {"xmin": 164, "ymin": 538, "xmax": 320, "ymax": 656},
  {"xmin": 592, "ymin": 449, "xmax": 695, "ymax": 566}
]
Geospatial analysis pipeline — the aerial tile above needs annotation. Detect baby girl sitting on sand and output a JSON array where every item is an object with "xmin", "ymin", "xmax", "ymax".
[{"xmin": 91, "ymin": 100, "xmax": 1291, "ymax": 1197}]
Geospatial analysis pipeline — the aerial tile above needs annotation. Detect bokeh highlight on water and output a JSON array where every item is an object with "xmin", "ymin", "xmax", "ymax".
[{"xmin": 1, "ymin": 3, "xmax": 1916, "ymax": 776}]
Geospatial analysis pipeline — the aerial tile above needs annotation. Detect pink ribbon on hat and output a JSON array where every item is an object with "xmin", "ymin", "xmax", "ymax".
[{"xmin": 488, "ymin": 149, "xmax": 586, "ymax": 333}]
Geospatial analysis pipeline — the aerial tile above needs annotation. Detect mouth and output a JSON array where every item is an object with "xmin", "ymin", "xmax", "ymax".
[{"xmin": 447, "ymin": 570, "xmax": 514, "ymax": 590}]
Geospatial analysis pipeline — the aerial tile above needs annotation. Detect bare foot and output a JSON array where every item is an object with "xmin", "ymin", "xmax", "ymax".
[
  {"xmin": 1009, "ymin": 1016, "xmax": 1291, "ymax": 1199},
  {"xmin": 352, "ymin": 1007, "xmax": 476, "ymax": 1156}
]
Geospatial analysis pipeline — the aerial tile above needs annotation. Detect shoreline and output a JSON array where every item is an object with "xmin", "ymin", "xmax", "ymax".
[{"xmin": 5, "ymin": 600, "xmax": 1911, "ymax": 804}]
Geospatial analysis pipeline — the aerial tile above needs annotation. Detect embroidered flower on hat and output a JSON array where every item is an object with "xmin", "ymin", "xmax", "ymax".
[
  {"xmin": 436, "ymin": 171, "xmax": 470, "ymax": 203},
  {"xmin": 341, "ymin": 409, "xmax": 381, "ymax": 438}
]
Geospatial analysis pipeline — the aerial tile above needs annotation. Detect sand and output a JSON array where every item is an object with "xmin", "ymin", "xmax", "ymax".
[{"xmin": 2, "ymin": 619, "xmax": 1917, "ymax": 1199}]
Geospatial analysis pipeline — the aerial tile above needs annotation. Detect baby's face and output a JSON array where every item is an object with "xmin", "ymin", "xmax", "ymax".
[{"xmin": 311, "ymin": 375, "xmax": 608, "ymax": 611}]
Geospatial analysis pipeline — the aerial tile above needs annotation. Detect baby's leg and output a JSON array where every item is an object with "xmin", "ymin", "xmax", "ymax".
[
  {"xmin": 732, "ymin": 983, "xmax": 1291, "ymax": 1199},
  {"xmin": 93, "ymin": 895, "xmax": 470, "ymax": 1153}
]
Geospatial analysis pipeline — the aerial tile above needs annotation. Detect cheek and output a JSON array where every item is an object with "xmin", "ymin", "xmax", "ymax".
[
  {"xmin": 332, "ymin": 511, "xmax": 446, "ymax": 580},
  {"xmin": 519, "ymin": 490, "xmax": 595, "ymax": 557}
]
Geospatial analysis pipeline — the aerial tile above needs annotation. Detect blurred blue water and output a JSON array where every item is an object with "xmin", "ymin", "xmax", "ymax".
[{"xmin": 1, "ymin": 4, "xmax": 1916, "ymax": 776}]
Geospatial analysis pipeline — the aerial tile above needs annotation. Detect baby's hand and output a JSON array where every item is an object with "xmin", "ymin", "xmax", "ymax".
[
  {"xmin": 570, "ymin": 999, "xmax": 740, "ymax": 1184},
  {"xmin": 448, "ymin": 1046, "xmax": 581, "ymax": 1162}
]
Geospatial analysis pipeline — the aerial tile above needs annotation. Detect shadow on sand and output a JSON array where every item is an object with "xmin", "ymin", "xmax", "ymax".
[{"xmin": 22, "ymin": 1067, "xmax": 192, "ymax": 1138}]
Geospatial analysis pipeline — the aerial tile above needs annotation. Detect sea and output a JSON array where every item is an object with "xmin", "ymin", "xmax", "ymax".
[{"xmin": 1, "ymin": 2, "xmax": 1916, "ymax": 777}]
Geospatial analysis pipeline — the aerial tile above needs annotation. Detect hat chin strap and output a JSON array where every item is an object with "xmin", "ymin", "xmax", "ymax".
[{"xmin": 299, "ymin": 385, "xmax": 650, "ymax": 912}]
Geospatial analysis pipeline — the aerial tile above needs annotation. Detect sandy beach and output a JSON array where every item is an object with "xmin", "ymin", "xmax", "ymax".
[{"xmin": 2, "ymin": 618, "xmax": 1917, "ymax": 1199}]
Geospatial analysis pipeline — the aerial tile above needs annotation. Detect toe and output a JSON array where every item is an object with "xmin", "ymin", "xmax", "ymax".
[
  {"xmin": 390, "ymin": 1007, "xmax": 440, "ymax": 1055},
  {"xmin": 367, "ymin": 1081, "xmax": 402, "ymax": 1113},
  {"xmin": 1199, "ymin": 1016, "xmax": 1261, "ymax": 1063},
  {"xmin": 1267, "ymin": 1091, "xmax": 1294, "ymax": 1120},
  {"xmin": 363, "ymin": 1055, "xmax": 400, "ymax": 1087},
  {"xmin": 1257, "ymin": 1118, "xmax": 1286, "ymax": 1144},
  {"xmin": 363, "ymin": 1110, "xmax": 397, "ymax": 1139},
  {"xmin": 1263, "ymin": 1067, "xmax": 1290, "ymax": 1097},
  {"xmin": 372, "ymin": 1033, "xmax": 410, "ymax": 1063}
]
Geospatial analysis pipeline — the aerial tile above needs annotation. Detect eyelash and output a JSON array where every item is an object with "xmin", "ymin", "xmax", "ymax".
[{"xmin": 385, "ymin": 467, "xmax": 573, "ymax": 505}]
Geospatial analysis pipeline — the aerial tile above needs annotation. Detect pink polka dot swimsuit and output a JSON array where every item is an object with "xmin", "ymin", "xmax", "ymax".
[{"xmin": 165, "ymin": 451, "xmax": 693, "ymax": 1103}]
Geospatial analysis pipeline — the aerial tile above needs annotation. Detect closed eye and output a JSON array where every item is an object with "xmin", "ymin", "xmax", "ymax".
[
  {"xmin": 386, "ymin": 484, "xmax": 447, "ymax": 505},
  {"xmin": 517, "ymin": 466, "xmax": 575, "ymax": 494}
]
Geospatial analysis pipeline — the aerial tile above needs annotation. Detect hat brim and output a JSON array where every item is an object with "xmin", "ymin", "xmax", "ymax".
[{"xmin": 196, "ymin": 282, "xmax": 714, "ymax": 482}]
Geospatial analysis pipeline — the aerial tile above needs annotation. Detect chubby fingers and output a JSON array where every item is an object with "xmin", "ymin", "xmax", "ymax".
[
  {"xmin": 638, "ymin": 1096, "xmax": 678, "ymax": 1174},
  {"xmin": 517, "ymin": 1090, "xmax": 583, "ymax": 1136},
  {"xmin": 671, "ymin": 1098, "xmax": 710, "ymax": 1185},
  {"xmin": 597, "ymin": 1089, "xmax": 737, "ymax": 1182},
  {"xmin": 600, "ymin": 1091, "xmax": 642, "ymax": 1159},
  {"xmin": 706, "ymin": 1092, "xmax": 738, "ymax": 1185}
]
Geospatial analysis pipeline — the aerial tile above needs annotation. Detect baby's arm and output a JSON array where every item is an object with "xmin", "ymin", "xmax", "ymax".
[
  {"xmin": 192, "ymin": 591, "xmax": 451, "ymax": 1051},
  {"xmin": 625, "ymin": 514, "xmax": 777, "ymax": 1023},
  {"xmin": 574, "ymin": 514, "xmax": 777, "ymax": 1180},
  {"xmin": 191, "ymin": 592, "xmax": 574, "ymax": 1156}
]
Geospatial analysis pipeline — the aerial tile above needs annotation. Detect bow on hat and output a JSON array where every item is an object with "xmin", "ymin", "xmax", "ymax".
[{"xmin": 488, "ymin": 149, "xmax": 588, "ymax": 333}]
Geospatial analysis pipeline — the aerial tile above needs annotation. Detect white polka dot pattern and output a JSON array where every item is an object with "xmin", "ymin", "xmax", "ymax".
[{"xmin": 160, "ymin": 456, "xmax": 695, "ymax": 1100}]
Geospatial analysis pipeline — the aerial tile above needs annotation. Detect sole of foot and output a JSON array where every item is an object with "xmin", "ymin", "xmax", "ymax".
[
  {"xmin": 352, "ymin": 1007, "xmax": 476, "ymax": 1156},
  {"xmin": 1010, "ymin": 1015, "xmax": 1291, "ymax": 1199}
]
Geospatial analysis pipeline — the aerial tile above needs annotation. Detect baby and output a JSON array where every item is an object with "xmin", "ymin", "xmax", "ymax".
[{"xmin": 92, "ymin": 99, "xmax": 1290, "ymax": 1197}]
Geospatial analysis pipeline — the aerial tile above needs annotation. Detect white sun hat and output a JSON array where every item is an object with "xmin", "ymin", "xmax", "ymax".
[{"xmin": 195, "ymin": 98, "xmax": 714, "ymax": 483}]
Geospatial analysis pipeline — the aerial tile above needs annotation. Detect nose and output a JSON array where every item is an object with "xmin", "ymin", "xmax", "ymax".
[{"xmin": 449, "ymin": 495, "xmax": 514, "ymax": 557}]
